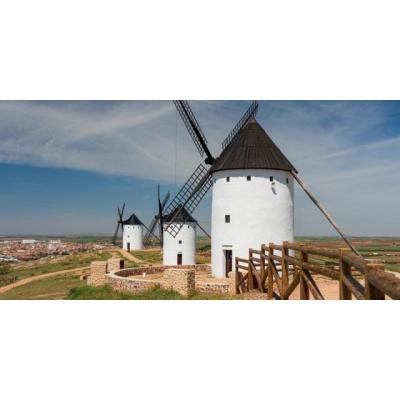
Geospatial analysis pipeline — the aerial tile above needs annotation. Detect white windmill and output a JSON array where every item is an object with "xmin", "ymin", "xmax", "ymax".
[
  {"xmin": 113, "ymin": 204, "xmax": 154, "ymax": 252},
  {"xmin": 162, "ymin": 101, "xmax": 359, "ymax": 278},
  {"xmin": 143, "ymin": 186, "xmax": 210, "ymax": 265}
]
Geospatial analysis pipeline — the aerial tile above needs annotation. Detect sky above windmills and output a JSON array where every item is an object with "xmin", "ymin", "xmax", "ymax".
[{"xmin": 1, "ymin": 100, "xmax": 400, "ymax": 236}]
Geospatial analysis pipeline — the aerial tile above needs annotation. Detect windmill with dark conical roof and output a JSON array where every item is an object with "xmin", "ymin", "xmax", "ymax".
[
  {"xmin": 112, "ymin": 203, "xmax": 156, "ymax": 251},
  {"xmin": 162, "ymin": 100, "xmax": 359, "ymax": 277}
]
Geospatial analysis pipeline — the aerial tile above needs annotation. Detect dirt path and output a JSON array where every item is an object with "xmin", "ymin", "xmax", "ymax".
[
  {"xmin": 0, "ymin": 266, "xmax": 90, "ymax": 294},
  {"xmin": 112, "ymin": 248, "xmax": 147, "ymax": 264}
]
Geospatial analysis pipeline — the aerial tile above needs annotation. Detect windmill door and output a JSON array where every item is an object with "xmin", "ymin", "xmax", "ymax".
[
  {"xmin": 177, "ymin": 253, "xmax": 183, "ymax": 265},
  {"xmin": 127, "ymin": 243, "xmax": 130, "ymax": 252},
  {"xmin": 225, "ymin": 250, "xmax": 232, "ymax": 277}
]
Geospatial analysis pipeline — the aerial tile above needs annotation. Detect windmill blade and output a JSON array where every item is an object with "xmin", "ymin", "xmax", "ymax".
[
  {"xmin": 158, "ymin": 185, "xmax": 164, "ymax": 247},
  {"xmin": 163, "ymin": 164, "xmax": 211, "ymax": 219},
  {"xmin": 221, "ymin": 101, "xmax": 259, "ymax": 151},
  {"xmin": 112, "ymin": 222, "xmax": 120, "ymax": 245},
  {"xmin": 143, "ymin": 222, "xmax": 159, "ymax": 239},
  {"xmin": 143, "ymin": 219, "xmax": 161, "ymax": 247},
  {"xmin": 143, "ymin": 216, "xmax": 159, "ymax": 243},
  {"xmin": 196, "ymin": 221, "xmax": 211, "ymax": 239},
  {"xmin": 160, "ymin": 191, "xmax": 170, "ymax": 212},
  {"xmin": 164, "ymin": 164, "xmax": 213, "ymax": 238},
  {"xmin": 173, "ymin": 100, "xmax": 214, "ymax": 165},
  {"xmin": 118, "ymin": 203, "xmax": 126, "ymax": 233}
]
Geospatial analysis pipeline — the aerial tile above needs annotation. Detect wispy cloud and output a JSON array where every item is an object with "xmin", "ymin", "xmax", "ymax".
[{"xmin": 1, "ymin": 100, "xmax": 400, "ymax": 236}]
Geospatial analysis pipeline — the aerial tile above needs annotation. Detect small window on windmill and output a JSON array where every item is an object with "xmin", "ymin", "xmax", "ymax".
[
  {"xmin": 179, "ymin": 240, "xmax": 182, "ymax": 244},
  {"xmin": 225, "ymin": 215, "xmax": 230, "ymax": 223},
  {"xmin": 226, "ymin": 177, "xmax": 230, "ymax": 182},
  {"xmin": 247, "ymin": 176, "xmax": 251, "ymax": 181},
  {"xmin": 286, "ymin": 177, "xmax": 289, "ymax": 184},
  {"xmin": 270, "ymin": 176, "xmax": 274, "ymax": 182}
]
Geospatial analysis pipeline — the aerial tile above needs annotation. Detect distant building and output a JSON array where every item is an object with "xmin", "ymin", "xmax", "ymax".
[{"xmin": 22, "ymin": 239, "xmax": 37, "ymax": 244}]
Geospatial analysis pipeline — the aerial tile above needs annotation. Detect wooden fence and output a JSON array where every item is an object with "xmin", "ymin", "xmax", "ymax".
[{"xmin": 235, "ymin": 242, "xmax": 400, "ymax": 300}]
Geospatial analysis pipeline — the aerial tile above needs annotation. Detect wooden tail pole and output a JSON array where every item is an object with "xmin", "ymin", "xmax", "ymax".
[{"xmin": 291, "ymin": 171, "xmax": 361, "ymax": 257}]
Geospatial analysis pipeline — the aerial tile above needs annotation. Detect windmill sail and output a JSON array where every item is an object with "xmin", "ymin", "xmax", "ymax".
[
  {"xmin": 112, "ymin": 203, "xmax": 125, "ymax": 244},
  {"xmin": 221, "ymin": 100, "xmax": 259, "ymax": 151},
  {"xmin": 163, "ymin": 164, "xmax": 213, "ymax": 238},
  {"xmin": 143, "ymin": 188, "xmax": 170, "ymax": 247},
  {"xmin": 173, "ymin": 100, "xmax": 214, "ymax": 164}
]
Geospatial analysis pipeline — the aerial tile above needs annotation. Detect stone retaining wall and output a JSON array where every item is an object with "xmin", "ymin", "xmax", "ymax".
[
  {"xmin": 87, "ymin": 261, "xmax": 108, "ymax": 286},
  {"xmin": 107, "ymin": 258, "xmax": 124, "ymax": 273},
  {"xmin": 195, "ymin": 281, "xmax": 230, "ymax": 294},
  {"xmin": 163, "ymin": 268, "xmax": 195, "ymax": 296},
  {"xmin": 89, "ymin": 260, "xmax": 234, "ymax": 296},
  {"xmin": 106, "ymin": 273, "xmax": 162, "ymax": 294}
]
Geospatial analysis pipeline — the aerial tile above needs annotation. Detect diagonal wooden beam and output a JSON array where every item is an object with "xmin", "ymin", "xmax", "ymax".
[
  {"xmin": 302, "ymin": 270, "xmax": 324, "ymax": 300},
  {"xmin": 282, "ymin": 272, "xmax": 300, "ymax": 300}
]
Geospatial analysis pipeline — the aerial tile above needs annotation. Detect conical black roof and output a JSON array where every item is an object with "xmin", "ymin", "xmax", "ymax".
[
  {"xmin": 212, "ymin": 118, "xmax": 297, "ymax": 173},
  {"xmin": 164, "ymin": 206, "xmax": 197, "ymax": 223},
  {"xmin": 123, "ymin": 213, "xmax": 144, "ymax": 225}
]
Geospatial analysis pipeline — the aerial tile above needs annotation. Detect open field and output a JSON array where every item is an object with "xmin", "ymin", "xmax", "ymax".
[
  {"xmin": 0, "ymin": 250, "xmax": 112, "ymax": 286},
  {"xmin": 297, "ymin": 237, "xmax": 400, "ymax": 272},
  {"xmin": 0, "ymin": 274, "xmax": 86, "ymax": 300},
  {"xmin": 1, "ymin": 236, "xmax": 399, "ymax": 299}
]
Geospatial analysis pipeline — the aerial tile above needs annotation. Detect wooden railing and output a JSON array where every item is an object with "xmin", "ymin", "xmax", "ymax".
[{"xmin": 235, "ymin": 242, "xmax": 400, "ymax": 300}]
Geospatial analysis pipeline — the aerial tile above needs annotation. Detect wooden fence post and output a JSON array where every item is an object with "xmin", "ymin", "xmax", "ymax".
[
  {"xmin": 299, "ymin": 246, "xmax": 309, "ymax": 300},
  {"xmin": 247, "ymin": 250, "xmax": 254, "ymax": 291},
  {"xmin": 260, "ymin": 244, "xmax": 266, "ymax": 287},
  {"xmin": 267, "ymin": 243, "xmax": 274, "ymax": 299},
  {"xmin": 281, "ymin": 241, "xmax": 289, "ymax": 294},
  {"xmin": 339, "ymin": 249, "xmax": 352, "ymax": 300},
  {"xmin": 365, "ymin": 262, "xmax": 385, "ymax": 300},
  {"xmin": 234, "ymin": 257, "xmax": 239, "ymax": 294}
]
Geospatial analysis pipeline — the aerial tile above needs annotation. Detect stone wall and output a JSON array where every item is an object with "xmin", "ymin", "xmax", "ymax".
[
  {"xmin": 106, "ymin": 273, "xmax": 162, "ymax": 294},
  {"xmin": 162, "ymin": 268, "xmax": 195, "ymax": 296},
  {"xmin": 116, "ymin": 265, "xmax": 166, "ymax": 277},
  {"xmin": 87, "ymin": 261, "xmax": 108, "ymax": 286},
  {"xmin": 195, "ymin": 281, "xmax": 230, "ymax": 294},
  {"xmin": 89, "ymin": 260, "xmax": 232, "ymax": 297},
  {"xmin": 107, "ymin": 258, "xmax": 124, "ymax": 273}
]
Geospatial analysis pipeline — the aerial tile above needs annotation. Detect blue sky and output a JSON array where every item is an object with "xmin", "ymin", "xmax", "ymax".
[{"xmin": 0, "ymin": 100, "xmax": 400, "ymax": 236}]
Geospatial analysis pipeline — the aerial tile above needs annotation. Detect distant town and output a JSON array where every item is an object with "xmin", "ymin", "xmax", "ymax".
[{"xmin": 0, "ymin": 238, "xmax": 109, "ymax": 262}]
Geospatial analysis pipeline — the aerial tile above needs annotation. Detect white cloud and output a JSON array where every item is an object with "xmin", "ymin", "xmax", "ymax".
[{"xmin": 1, "ymin": 100, "xmax": 400, "ymax": 236}]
